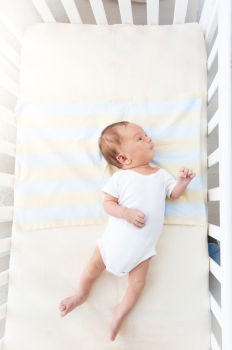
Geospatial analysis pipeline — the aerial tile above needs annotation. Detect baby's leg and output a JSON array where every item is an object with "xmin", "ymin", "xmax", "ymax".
[
  {"xmin": 110, "ymin": 257, "xmax": 151, "ymax": 341},
  {"xmin": 59, "ymin": 246, "xmax": 105, "ymax": 317}
]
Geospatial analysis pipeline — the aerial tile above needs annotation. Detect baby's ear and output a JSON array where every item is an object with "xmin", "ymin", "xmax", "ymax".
[{"xmin": 116, "ymin": 153, "xmax": 130, "ymax": 165}]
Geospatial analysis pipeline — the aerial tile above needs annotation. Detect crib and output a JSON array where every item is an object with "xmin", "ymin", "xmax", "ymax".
[{"xmin": 0, "ymin": 0, "xmax": 231, "ymax": 349}]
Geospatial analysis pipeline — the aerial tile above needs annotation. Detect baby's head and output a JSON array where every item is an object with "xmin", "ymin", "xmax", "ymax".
[{"xmin": 98, "ymin": 121, "xmax": 154, "ymax": 169}]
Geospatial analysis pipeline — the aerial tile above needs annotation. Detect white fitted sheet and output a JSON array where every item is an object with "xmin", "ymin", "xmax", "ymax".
[{"xmin": 4, "ymin": 224, "xmax": 210, "ymax": 349}]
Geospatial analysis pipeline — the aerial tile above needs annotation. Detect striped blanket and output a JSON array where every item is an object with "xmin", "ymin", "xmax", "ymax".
[{"xmin": 13, "ymin": 95, "xmax": 207, "ymax": 231}]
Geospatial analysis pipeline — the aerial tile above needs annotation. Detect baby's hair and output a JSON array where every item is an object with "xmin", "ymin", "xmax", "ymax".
[{"xmin": 98, "ymin": 121, "xmax": 129, "ymax": 169}]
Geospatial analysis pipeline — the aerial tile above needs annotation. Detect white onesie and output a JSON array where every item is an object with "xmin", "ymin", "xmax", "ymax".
[{"xmin": 96, "ymin": 167, "xmax": 178, "ymax": 276}]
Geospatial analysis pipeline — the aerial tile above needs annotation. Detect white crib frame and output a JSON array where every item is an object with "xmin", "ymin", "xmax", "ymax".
[{"xmin": 0, "ymin": 0, "xmax": 231, "ymax": 349}]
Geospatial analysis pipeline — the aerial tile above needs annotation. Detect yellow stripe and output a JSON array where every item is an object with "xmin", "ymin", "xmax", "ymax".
[
  {"xmin": 13, "ymin": 214, "xmax": 206, "ymax": 233},
  {"xmin": 19, "ymin": 110, "xmax": 201, "ymax": 128},
  {"xmin": 15, "ymin": 163, "xmax": 202, "ymax": 181},
  {"xmin": 164, "ymin": 216, "xmax": 206, "ymax": 226},
  {"xmin": 15, "ymin": 192, "xmax": 104, "ymax": 208},
  {"xmin": 14, "ymin": 189, "xmax": 203, "ymax": 209},
  {"xmin": 15, "ymin": 165, "xmax": 111, "ymax": 181},
  {"xmin": 17, "ymin": 92, "xmax": 205, "ymax": 105}
]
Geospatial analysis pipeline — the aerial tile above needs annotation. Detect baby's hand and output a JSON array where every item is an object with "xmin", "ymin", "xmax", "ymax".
[
  {"xmin": 122, "ymin": 208, "xmax": 146, "ymax": 228},
  {"xmin": 178, "ymin": 167, "xmax": 196, "ymax": 181}
]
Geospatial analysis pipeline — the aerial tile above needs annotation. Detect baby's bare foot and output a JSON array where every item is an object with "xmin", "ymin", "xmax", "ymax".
[
  {"xmin": 109, "ymin": 304, "xmax": 124, "ymax": 341},
  {"xmin": 59, "ymin": 291, "xmax": 88, "ymax": 317}
]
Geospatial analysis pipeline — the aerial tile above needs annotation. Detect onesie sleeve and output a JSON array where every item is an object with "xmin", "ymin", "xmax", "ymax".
[
  {"xmin": 163, "ymin": 169, "xmax": 178, "ymax": 199},
  {"xmin": 101, "ymin": 173, "xmax": 119, "ymax": 198}
]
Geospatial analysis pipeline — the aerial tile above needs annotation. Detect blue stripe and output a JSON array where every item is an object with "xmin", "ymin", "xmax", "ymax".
[
  {"xmin": 14, "ymin": 204, "xmax": 106, "ymax": 224},
  {"xmin": 15, "ymin": 98, "xmax": 202, "ymax": 116},
  {"xmin": 165, "ymin": 202, "xmax": 206, "ymax": 217},
  {"xmin": 15, "ymin": 178, "xmax": 105, "ymax": 194},
  {"xmin": 15, "ymin": 152, "xmax": 104, "ymax": 168},
  {"xmin": 144, "ymin": 124, "xmax": 200, "ymax": 139},
  {"xmin": 154, "ymin": 150, "xmax": 201, "ymax": 164},
  {"xmin": 17, "ymin": 127, "xmax": 103, "ymax": 142},
  {"xmin": 15, "ymin": 149, "xmax": 201, "ymax": 168},
  {"xmin": 17, "ymin": 124, "xmax": 200, "ymax": 142}
]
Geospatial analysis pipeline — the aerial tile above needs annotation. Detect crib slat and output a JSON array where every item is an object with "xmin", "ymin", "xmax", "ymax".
[
  {"xmin": 209, "ymin": 257, "xmax": 221, "ymax": 283},
  {"xmin": 211, "ymin": 332, "xmax": 221, "ymax": 350},
  {"xmin": 32, "ymin": 0, "xmax": 56, "ymax": 22},
  {"xmin": 0, "ymin": 270, "xmax": 9, "ymax": 288},
  {"xmin": 0, "ymin": 238, "xmax": 11, "ymax": 255},
  {"xmin": 207, "ymin": 148, "xmax": 219, "ymax": 168},
  {"xmin": 0, "ymin": 173, "xmax": 14, "ymax": 188},
  {"xmin": 208, "ymin": 110, "xmax": 219, "ymax": 136},
  {"xmin": 0, "ymin": 140, "xmax": 15, "ymax": 157},
  {"xmin": 0, "ymin": 13, "xmax": 22, "ymax": 42},
  {"xmin": 0, "ymin": 105, "xmax": 16, "ymax": 126},
  {"xmin": 207, "ymin": 73, "xmax": 218, "ymax": 104},
  {"xmin": 0, "ymin": 303, "xmax": 7, "ymax": 321},
  {"xmin": 173, "ymin": 0, "xmax": 189, "ymax": 24},
  {"xmin": 0, "ymin": 39, "xmax": 20, "ymax": 69},
  {"xmin": 199, "ymin": 0, "xmax": 217, "ymax": 34},
  {"xmin": 146, "ymin": 0, "xmax": 159, "ymax": 25},
  {"xmin": 210, "ymin": 294, "xmax": 222, "ymax": 326},
  {"xmin": 204, "ymin": 0, "xmax": 218, "ymax": 48},
  {"xmin": 208, "ymin": 187, "xmax": 220, "ymax": 201},
  {"xmin": 198, "ymin": 0, "xmax": 209, "ymax": 29},
  {"xmin": 0, "ymin": 207, "xmax": 13, "ymax": 222},
  {"xmin": 208, "ymin": 224, "xmax": 221, "ymax": 242},
  {"xmin": 61, "ymin": 0, "xmax": 82, "ymax": 23},
  {"xmin": 207, "ymin": 36, "xmax": 218, "ymax": 73},
  {"xmin": 118, "ymin": 0, "xmax": 133, "ymax": 24},
  {"xmin": 89, "ymin": 0, "xmax": 108, "ymax": 24},
  {"xmin": 1, "ymin": 72, "xmax": 18, "ymax": 97}
]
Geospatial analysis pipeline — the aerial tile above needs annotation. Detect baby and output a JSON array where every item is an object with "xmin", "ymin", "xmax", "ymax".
[{"xmin": 59, "ymin": 121, "xmax": 196, "ymax": 341}]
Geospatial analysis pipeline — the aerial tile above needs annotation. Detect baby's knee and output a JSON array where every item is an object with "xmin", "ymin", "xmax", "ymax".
[{"xmin": 129, "ymin": 278, "xmax": 146, "ymax": 293}]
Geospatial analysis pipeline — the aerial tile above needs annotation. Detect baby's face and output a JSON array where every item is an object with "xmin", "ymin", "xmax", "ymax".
[{"xmin": 117, "ymin": 123, "xmax": 154, "ymax": 168}]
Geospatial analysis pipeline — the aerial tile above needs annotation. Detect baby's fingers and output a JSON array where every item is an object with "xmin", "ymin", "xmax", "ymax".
[
  {"xmin": 134, "ymin": 219, "xmax": 145, "ymax": 228},
  {"xmin": 135, "ymin": 214, "xmax": 146, "ymax": 227},
  {"xmin": 136, "ymin": 216, "xmax": 145, "ymax": 224},
  {"xmin": 186, "ymin": 169, "xmax": 196, "ymax": 178},
  {"xmin": 188, "ymin": 169, "xmax": 196, "ymax": 179},
  {"xmin": 137, "ymin": 211, "xmax": 145, "ymax": 219},
  {"xmin": 179, "ymin": 167, "xmax": 187, "ymax": 178}
]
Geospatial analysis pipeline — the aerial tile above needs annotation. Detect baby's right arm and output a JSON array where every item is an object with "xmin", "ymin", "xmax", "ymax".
[{"xmin": 103, "ymin": 194, "xmax": 146, "ymax": 228}]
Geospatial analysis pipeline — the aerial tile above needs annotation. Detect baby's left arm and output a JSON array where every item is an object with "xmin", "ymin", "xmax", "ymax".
[{"xmin": 170, "ymin": 167, "xmax": 196, "ymax": 200}]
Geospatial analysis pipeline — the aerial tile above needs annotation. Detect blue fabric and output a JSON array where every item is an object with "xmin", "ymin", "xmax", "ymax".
[{"xmin": 208, "ymin": 242, "xmax": 220, "ymax": 265}]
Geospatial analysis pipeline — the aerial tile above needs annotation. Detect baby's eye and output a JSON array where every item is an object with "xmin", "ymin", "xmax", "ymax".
[{"xmin": 137, "ymin": 137, "xmax": 143, "ymax": 141}]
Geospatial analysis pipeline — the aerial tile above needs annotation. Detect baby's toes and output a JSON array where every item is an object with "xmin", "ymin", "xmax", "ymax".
[
  {"xmin": 59, "ymin": 304, "xmax": 66, "ymax": 311},
  {"xmin": 59, "ymin": 299, "xmax": 69, "ymax": 309}
]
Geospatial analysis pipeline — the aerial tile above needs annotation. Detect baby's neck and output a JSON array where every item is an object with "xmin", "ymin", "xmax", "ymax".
[{"xmin": 123, "ymin": 164, "xmax": 159, "ymax": 174}]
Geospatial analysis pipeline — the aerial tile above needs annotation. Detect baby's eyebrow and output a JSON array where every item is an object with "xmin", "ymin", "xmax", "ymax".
[{"xmin": 133, "ymin": 131, "xmax": 146, "ymax": 138}]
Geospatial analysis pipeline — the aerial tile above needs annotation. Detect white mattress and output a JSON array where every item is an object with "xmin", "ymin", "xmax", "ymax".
[{"xmin": 4, "ymin": 23, "xmax": 210, "ymax": 349}]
